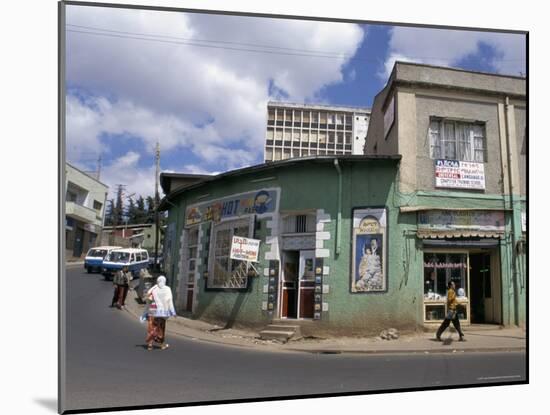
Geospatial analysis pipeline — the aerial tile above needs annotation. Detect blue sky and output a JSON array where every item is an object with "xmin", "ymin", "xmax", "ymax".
[{"xmin": 65, "ymin": 6, "xmax": 526, "ymax": 199}]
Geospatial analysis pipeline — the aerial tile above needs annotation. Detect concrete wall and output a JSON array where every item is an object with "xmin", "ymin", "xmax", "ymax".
[
  {"xmin": 364, "ymin": 83, "xmax": 399, "ymax": 156},
  {"xmin": 66, "ymin": 163, "xmax": 108, "ymax": 227},
  {"xmin": 413, "ymin": 94, "xmax": 504, "ymax": 194},
  {"xmin": 515, "ymin": 106, "xmax": 527, "ymax": 196}
]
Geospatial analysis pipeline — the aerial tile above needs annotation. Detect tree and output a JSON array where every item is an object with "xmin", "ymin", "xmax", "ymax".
[
  {"xmin": 113, "ymin": 185, "xmax": 124, "ymax": 226},
  {"xmin": 145, "ymin": 195, "xmax": 155, "ymax": 224},
  {"xmin": 126, "ymin": 197, "xmax": 137, "ymax": 225},
  {"xmin": 104, "ymin": 199, "xmax": 115, "ymax": 226},
  {"xmin": 136, "ymin": 195, "xmax": 147, "ymax": 224}
]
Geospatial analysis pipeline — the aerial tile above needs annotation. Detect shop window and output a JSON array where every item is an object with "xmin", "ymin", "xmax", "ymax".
[
  {"xmin": 424, "ymin": 253, "xmax": 468, "ymax": 298},
  {"xmin": 186, "ymin": 227, "xmax": 199, "ymax": 283},
  {"xmin": 429, "ymin": 118, "xmax": 486, "ymax": 162},
  {"xmin": 208, "ymin": 219, "xmax": 252, "ymax": 289}
]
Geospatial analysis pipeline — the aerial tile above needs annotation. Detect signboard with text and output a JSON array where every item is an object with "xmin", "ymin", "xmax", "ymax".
[
  {"xmin": 185, "ymin": 188, "xmax": 279, "ymax": 227},
  {"xmin": 230, "ymin": 236, "xmax": 260, "ymax": 262},
  {"xmin": 418, "ymin": 210, "xmax": 505, "ymax": 232},
  {"xmin": 435, "ymin": 159, "xmax": 485, "ymax": 190}
]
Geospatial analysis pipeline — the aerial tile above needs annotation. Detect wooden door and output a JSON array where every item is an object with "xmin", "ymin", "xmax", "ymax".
[
  {"xmin": 282, "ymin": 252, "xmax": 298, "ymax": 318},
  {"xmin": 298, "ymin": 250, "xmax": 315, "ymax": 319}
]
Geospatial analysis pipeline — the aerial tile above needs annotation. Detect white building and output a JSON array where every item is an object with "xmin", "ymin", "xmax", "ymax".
[
  {"xmin": 65, "ymin": 163, "xmax": 109, "ymax": 258},
  {"xmin": 264, "ymin": 101, "xmax": 370, "ymax": 162}
]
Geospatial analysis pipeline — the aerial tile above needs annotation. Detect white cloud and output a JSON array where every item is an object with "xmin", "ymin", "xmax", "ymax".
[
  {"xmin": 65, "ymin": 6, "xmax": 365, "ymax": 176},
  {"xmin": 381, "ymin": 27, "xmax": 525, "ymax": 79}
]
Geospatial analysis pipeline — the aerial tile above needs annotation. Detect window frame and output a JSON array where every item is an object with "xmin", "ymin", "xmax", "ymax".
[
  {"xmin": 206, "ymin": 217, "xmax": 254, "ymax": 291},
  {"xmin": 429, "ymin": 117, "xmax": 487, "ymax": 163}
]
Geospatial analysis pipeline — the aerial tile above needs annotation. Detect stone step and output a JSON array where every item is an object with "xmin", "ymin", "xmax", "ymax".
[
  {"xmin": 267, "ymin": 324, "xmax": 301, "ymax": 332},
  {"xmin": 259, "ymin": 329, "xmax": 296, "ymax": 342}
]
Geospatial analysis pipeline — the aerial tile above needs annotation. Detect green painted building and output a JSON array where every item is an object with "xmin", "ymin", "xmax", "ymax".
[{"xmin": 159, "ymin": 156, "xmax": 422, "ymax": 335}]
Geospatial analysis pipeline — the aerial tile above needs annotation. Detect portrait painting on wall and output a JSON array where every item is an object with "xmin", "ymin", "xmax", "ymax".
[{"xmin": 351, "ymin": 208, "xmax": 387, "ymax": 293}]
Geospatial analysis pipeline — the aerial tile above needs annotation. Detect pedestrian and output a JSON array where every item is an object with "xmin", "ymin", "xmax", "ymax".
[
  {"xmin": 113, "ymin": 266, "xmax": 133, "ymax": 309},
  {"xmin": 436, "ymin": 281, "xmax": 465, "ymax": 341},
  {"xmin": 145, "ymin": 276, "xmax": 176, "ymax": 351}
]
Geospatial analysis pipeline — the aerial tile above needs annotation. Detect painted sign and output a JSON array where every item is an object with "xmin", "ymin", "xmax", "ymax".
[
  {"xmin": 434, "ymin": 159, "xmax": 485, "ymax": 190},
  {"xmin": 418, "ymin": 210, "xmax": 505, "ymax": 231},
  {"xmin": 185, "ymin": 189, "xmax": 278, "ymax": 226},
  {"xmin": 351, "ymin": 208, "xmax": 387, "ymax": 293},
  {"xmin": 230, "ymin": 236, "xmax": 260, "ymax": 262}
]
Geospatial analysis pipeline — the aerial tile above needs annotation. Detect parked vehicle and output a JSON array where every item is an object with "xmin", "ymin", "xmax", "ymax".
[
  {"xmin": 84, "ymin": 246, "xmax": 122, "ymax": 273},
  {"xmin": 101, "ymin": 248, "xmax": 150, "ymax": 280}
]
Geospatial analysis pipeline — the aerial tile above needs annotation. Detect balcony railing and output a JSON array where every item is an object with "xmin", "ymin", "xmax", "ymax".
[{"xmin": 66, "ymin": 201, "xmax": 101, "ymax": 225}]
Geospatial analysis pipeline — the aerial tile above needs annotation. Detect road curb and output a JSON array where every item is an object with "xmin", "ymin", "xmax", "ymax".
[
  {"xmin": 123, "ymin": 291, "xmax": 526, "ymax": 355},
  {"xmin": 284, "ymin": 347, "xmax": 527, "ymax": 355}
]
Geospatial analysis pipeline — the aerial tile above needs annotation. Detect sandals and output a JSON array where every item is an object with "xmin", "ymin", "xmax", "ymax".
[
  {"xmin": 161, "ymin": 344, "xmax": 170, "ymax": 350},
  {"xmin": 147, "ymin": 344, "xmax": 153, "ymax": 351}
]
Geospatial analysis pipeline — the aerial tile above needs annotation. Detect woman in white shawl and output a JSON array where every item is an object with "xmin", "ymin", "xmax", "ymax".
[{"xmin": 145, "ymin": 276, "xmax": 176, "ymax": 350}]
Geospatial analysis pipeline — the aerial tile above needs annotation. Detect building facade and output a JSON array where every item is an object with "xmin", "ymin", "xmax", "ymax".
[
  {"xmin": 159, "ymin": 156, "xmax": 416, "ymax": 335},
  {"xmin": 365, "ymin": 62, "xmax": 526, "ymax": 327},
  {"xmin": 264, "ymin": 102, "xmax": 370, "ymax": 162},
  {"xmin": 65, "ymin": 163, "xmax": 109, "ymax": 258}
]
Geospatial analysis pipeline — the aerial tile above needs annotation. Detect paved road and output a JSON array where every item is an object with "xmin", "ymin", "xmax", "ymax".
[{"xmin": 63, "ymin": 267, "xmax": 526, "ymax": 412}]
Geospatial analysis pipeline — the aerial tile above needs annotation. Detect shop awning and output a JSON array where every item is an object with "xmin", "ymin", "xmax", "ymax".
[{"xmin": 417, "ymin": 230, "xmax": 505, "ymax": 239}]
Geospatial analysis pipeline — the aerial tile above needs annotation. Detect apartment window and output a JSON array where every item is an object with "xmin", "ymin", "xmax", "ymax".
[
  {"xmin": 268, "ymin": 109, "xmax": 275, "ymax": 123},
  {"xmin": 320, "ymin": 112, "xmax": 327, "ymax": 124},
  {"xmin": 310, "ymin": 131, "xmax": 318, "ymax": 143},
  {"xmin": 319, "ymin": 131, "xmax": 327, "ymax": 144},
  {"xmin": 293, "ymin": 130, "xmax": 301, "ymax": 141},
  {"xmin": 93, "ymin": 200, "xmax": 103, "ymax": 212},
  {"xmin": 265, "ymin": 148, "xmax": 273, "ymax": 161},
  {"xmin": 266, "ymin": 128, "xmax": 274, "ymax": 140},
  {"xmin": 275, "ymin": 130, "xmax": 283, "ymax": 140},
  {"xmin": 274, "ymin": 149, "xmax": 282, "ymax": 161},
  {"xmin": 283, "ymin": 149, "xmax": 291, "ymax": 160},
  {"xmin": 429, "ymin": 119, "xmax": 486, "ymax": 162},
  {"xmin": 345, "ymin": 132, "xmax": 351, "ymax": 144},
  {"xmin": 292, "ymin": 149, "xmax": 300, "ymax": 158},
  {"xmin": 208, "ymin": 219, "xmax": 251, "ymax": 289},
  {"xmin": 328, "ymin": 132, "xmax": 335, "ymax": 144},
  {"xmin": 302, "ymin": 131, "xmax": 310, "ymax": 142},
  {"xmin": 311, "ymin": 112, "xmax": 319, "ymax": 126},
  {"xmin": 284, "ymin": 130, "xmax": 291, "ymax": 140},
  {"xmin": 337, "ymin": 132, "xmax": 344, "ymax": 144}
]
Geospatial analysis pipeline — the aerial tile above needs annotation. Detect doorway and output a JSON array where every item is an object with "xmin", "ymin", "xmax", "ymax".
[
  {"xmin": 469, "ymin": 251, "xmax": 501, "ymax": 324},
  {"xmin": 281, "ymin": 250, "xmax": 315, "ymax": 319}
]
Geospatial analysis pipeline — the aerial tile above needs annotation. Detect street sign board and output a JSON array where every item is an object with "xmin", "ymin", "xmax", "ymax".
[{"xmin": 230, "ymin": 236, "xmax": 260, "ymax": 262}]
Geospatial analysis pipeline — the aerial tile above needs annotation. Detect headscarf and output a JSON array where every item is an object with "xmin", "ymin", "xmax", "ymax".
[{"xmin": 147, "ymin": 276, "xmax": 176, "ymax": 318}]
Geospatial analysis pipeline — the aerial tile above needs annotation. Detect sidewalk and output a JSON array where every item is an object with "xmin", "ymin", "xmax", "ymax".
[{"xmin": 124, "ymin": 288, "xmax": 526, "ymax": 355}]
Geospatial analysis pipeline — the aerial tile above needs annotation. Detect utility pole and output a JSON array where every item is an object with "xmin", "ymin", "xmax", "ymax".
[
  {"xmin": 154, "ymin": 141, "xmax": 161, "ymax": 271},
  {"xmin": 97, "ymin": 155, "xmax": 102, "ymax": 181}
]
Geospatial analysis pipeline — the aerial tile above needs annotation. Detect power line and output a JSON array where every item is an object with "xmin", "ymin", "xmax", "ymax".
[
  {"xmin": 66, "ymin": 23, "xmax": 525, "ymax": 63},
  {"xmin": 66, "ymin": 29, "xmax": 353, "ymax": 60},
  {"xmin": 66, "ymin": 23, "xmax": 351, "ymax": 57}
]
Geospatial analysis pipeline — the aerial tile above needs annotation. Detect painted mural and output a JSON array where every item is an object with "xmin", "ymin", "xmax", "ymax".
[{"xmin": 351, "ymin": 208, "xmax": 387, "ymax": 293}]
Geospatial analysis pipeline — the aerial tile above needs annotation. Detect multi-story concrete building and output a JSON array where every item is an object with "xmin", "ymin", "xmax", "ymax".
[
  {"xmin": 365, "ymin": 62, "xmax": 526, "ymax": 327},
  {"xmin": 65, "ymin": 163, "xmax": 109, "ymax": 258},
  {"xmin": 264, "ymin": 101, "xmax": 370, "ymax": 162}
]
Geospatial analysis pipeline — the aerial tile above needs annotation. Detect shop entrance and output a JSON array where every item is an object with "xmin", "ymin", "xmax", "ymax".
[
  {"xmin": 469, "ymin": 251, "xmax": 501, "ymax": 324},
  {"xmin": 281, "ymin": 250, "xmax": 315, "ymax": 319}
]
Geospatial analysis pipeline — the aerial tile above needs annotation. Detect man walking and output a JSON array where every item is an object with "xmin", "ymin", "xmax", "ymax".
[{"xmin": 436, "ymin": 281, "xmax": 465, "ymax": 341}]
